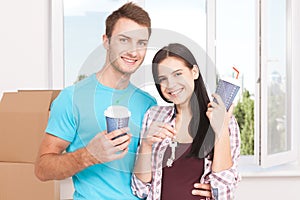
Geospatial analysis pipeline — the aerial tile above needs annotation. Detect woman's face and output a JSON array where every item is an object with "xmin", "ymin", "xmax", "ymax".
[{"xmin": 157, "ymin": 56, "xmax": 199, "ymax": 106}]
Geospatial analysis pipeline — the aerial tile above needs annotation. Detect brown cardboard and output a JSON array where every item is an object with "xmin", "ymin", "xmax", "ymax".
[
  {"xmin": 0, "ymin": 162, "xmax": 60, "ymax": 200},
  {"xmin": 0, "ymin": 90, "xmax": 60, "ymax": 163}
]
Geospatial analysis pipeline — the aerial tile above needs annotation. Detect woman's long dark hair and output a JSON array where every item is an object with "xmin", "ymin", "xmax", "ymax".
[{"xmin": 152, "ymin": 43, "xmax": 215, "ymax": 159}]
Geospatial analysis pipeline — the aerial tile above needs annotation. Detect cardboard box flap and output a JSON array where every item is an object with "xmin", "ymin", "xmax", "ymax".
[
  {"xmin": 0, "ymin": 90, "xmax": 61, "ymax": 163},
  {"xmin": 0, "ymin": 90, "xmax": 60, "ymax": 112}
]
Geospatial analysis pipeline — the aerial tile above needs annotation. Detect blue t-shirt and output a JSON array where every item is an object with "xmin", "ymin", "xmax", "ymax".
[{"xmin": 46, "ymin": 74, "xmax": 156, "ymax": 200}]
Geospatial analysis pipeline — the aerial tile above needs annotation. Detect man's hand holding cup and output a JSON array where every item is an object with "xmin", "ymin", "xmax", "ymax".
[{"xmin": 86, "ymin": 105, "xmax": 131, "ymax": 163}]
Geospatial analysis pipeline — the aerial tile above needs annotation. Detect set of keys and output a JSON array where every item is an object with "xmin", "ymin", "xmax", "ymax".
[
  {"xmin": 166, "ymin": 140, "xmax": 178, "ymax": 167},
  {"xmin": 166, "ymin": 110, "xmax": 177, "ymax": 167}
]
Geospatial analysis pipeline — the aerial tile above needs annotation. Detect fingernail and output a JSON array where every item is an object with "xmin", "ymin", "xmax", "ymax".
[{"xmin": 192, "ymin": 190, "xmax": 196, "ymax": 195}]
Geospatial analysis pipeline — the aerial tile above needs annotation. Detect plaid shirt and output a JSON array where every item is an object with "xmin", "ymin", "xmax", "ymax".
[{"xmin": 131, "ymin": 106, "xmax": 241, "ymax": 200}]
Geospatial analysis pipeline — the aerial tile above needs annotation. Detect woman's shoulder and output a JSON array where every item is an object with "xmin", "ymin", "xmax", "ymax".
[
  {"xmin": 145, "ymin": 105, "xmax": 175, "ymax": 121},
  {"xmin": 148, "ymin": 105, "xmax": 174, "ymax": 113}
]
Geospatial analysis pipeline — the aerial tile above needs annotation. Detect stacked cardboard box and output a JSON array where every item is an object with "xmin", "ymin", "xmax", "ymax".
[{"xmin": 0, "ymin": 90, "xmax": 61, "ymax": 200}]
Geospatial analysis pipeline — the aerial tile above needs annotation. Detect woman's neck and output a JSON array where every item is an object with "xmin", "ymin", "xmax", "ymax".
[{"xmin": 174, "ymin": 108, "xmax": 193, "ymax": 143}]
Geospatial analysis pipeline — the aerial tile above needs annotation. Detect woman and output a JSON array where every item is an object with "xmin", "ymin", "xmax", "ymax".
[{"xmin": 131, "ymin": 43, "xmax": 241, "ymax": 199}]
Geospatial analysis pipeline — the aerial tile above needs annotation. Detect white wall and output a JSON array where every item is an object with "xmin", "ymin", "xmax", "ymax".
[
  {"xmin": 236, "ymin": 177, "xmax": 300, "ymax": 199},
  {"xmin": 0, "ymin": 0, "xmax": 50, "ymax": 98},
  {"xmin": 0, "ymin": 0, "xmax": 299, "ymax": 199}
]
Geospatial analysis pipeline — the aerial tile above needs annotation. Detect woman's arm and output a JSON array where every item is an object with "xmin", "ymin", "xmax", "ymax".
[
  {"xmin": 133, "ymin": 142, "xmax": 153, "ymax": 182},
  {"xmin": 206, "ymin": 94, "xmax": 241, "ymax": 199},
  {"xmin": 211, "ymin": 105, "xmax": 234, "ymax": 172},
  {"xmin": 206, "ymin": 94, "xmax": 235, "ymax": 172},
  {"xmin": 133, "ymin": 121, "xmax": 176, "ymax": 182},
  {"xmin": 208, "ymin": 116, "xmax": 241, "ymax": 200}
]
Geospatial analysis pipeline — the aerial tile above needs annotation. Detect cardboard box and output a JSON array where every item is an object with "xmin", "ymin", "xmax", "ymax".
[
  {"xmin": 0, "ymin": 90, "xmax": 60, "ymax": 163},
  {"xmin": 0, "ymin": 162, "xmax": 60, "ymax": 200}
]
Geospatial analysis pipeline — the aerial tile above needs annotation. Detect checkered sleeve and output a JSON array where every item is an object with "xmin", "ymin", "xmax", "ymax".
[
  {"xmin": 209, "ymin": 116, "xmax": 242, "ymax": 200},
  {"xmin": 131, "ymin": 108, "xmax": 152, "ymax": 199},
  {"xmin": 131, "ymin": 174, "xmax": 152, "ymax": 199}
]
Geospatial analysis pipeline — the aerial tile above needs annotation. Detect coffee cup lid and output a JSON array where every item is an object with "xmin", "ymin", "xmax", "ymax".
[{"xmin": 104, "ymin": 105, "xmax": 131, "ymax": 118}]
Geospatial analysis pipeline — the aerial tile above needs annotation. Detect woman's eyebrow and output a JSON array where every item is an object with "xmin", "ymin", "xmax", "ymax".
[
  {"xmin": 171, "ymin": 69, "xmax": 183, "ymax": 74},
  {"xmin": 158, "ymin": 68, "xmax": 183, "ymax": 79}
]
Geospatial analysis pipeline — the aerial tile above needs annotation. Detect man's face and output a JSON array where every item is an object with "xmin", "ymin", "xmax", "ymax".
[{"xmin": 104, "ymin": 18, "xmax": 149, "ymax": 75}]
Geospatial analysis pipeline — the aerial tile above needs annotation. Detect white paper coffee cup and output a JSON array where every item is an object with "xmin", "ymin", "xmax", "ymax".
[{"xmin": 104, "ymin": 105, "xmax": 131, "ymax": 138}]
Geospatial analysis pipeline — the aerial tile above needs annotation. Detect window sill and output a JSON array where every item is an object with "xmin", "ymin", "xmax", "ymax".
[{"xmin": 239, "ymin": 157, "xmax": 300, "ymax": 178}]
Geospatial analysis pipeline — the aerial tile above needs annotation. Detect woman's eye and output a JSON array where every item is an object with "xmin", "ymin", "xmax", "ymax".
[
  {"xmin": 158, "ymin": 78, "xmax": 166, "ymax": 83},
  {"xmin": 175, "ymin": 72, "xmax": 182, "ymax": 77}
]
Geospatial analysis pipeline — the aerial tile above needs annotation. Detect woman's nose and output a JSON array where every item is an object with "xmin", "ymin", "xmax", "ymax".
[{"xmin": 166, "ymin": 77, "xmax": 177, "ymax": 89}]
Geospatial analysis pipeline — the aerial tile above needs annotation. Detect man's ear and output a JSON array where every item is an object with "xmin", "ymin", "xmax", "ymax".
[
  {"xmin": 103, "ymin": 34, "xmax": 109, "ymax": 50},
  {"xmin": 192, "ymin": 65, "xmax": 200, "ymax": 80}
]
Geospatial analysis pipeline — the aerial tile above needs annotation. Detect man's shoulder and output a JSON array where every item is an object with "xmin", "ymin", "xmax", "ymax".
[
  {"xmin": 55, "ymin": 85, "xmax": 75, "ymax": 100},
  {"xmin": 130, "ymin": 84, "xmax": 157, "ymax": 103},
  {"xmin": 73, "ymin": 74, "xmax": 96, "ymax": 90},
  {"xmin": 55, "ymin": 75, "xmax": 96, "ymax": 102}
]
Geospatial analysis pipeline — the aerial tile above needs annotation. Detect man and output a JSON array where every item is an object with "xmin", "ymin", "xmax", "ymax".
[{"xmin": 35, "ymin": 3, "xmax": 156, "ymax": 199}]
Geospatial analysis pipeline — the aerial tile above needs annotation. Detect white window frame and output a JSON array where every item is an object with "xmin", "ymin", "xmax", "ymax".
[
  {"xmin": 211, "ymin": 0, "xmax": 297, "ymax": 168},
  {"xmin": 206, "ymin": 0, "xmax": 217, "ymax": 91},
  {"xmin": 259, "ymin": 0, "xmax": 296, "ymax": 168},
  {"xmin": 50, "ymin": 0, "xmax": 64, "ymax": 89}
]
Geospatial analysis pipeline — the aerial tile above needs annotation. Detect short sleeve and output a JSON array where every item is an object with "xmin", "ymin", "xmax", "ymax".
[{"xmin": 45, "ymin": 87, "xmax": 76, "ymax": 142}]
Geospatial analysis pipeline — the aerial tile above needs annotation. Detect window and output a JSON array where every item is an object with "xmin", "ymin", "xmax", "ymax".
[
  {"xmin": 51, "ymin": 0, "xmax": 297, "ymax": 168},
  {"xmin": 260, "ymin": 0, "xmax": 295, "ymax": 167},
  {"xmin": 216, "ymin": 0, "xmax": 296, "ymax": 167},
  {"xmin": 62, "ymin": 0, "xmax": 129, "ymax": 87},
  {"xmin": 216, "ymin": 0, "xmax": 256, "ymax": 156},
  {"xmin": 59, "ymin": 0, "xmax": 207, "ymax": 106},
  {"xmin": 139, "ymin": 0, "xmax": 207, "ymax": 105}
]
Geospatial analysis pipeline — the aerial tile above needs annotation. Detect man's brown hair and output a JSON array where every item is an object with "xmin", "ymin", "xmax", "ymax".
[{"xmin": 105, "ymin": 2, "xmax": 151, "ymax": 39}]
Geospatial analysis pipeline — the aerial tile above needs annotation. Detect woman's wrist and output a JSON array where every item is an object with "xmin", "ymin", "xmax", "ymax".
[{"xmin": 140, "ymin": 142, "xmax": 152, "ymax": 153}]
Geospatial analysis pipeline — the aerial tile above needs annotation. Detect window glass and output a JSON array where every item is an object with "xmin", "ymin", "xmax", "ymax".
[
  {"xmin": 63, "ymin": 0, "xmax": 207, "ymax": 105},
  {"xmin": 216, "ymin": 0, "xmax": 256, "ymax": 155},
  {"xmin": 266, "ymin": 0, "xmax": 290, "ymax": 154},
  {"xmin": 63, "ymin": 0, "xmax": 127, "ymax": 86},
  {"xmin": 142, "ymin": 0, "xmax": 207, "ymax": 104}
]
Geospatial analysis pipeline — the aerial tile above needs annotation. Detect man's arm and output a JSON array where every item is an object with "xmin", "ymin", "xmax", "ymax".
[
  {"xmin": 34, "ymin": 133, "xmax": 97, "ymax": 181},
  {"xmin": 35, "ymin": 128, "xmax": 131, "ymax": 181}
]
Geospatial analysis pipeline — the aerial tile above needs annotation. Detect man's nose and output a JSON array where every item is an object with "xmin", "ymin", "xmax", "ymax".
[{"xmin": 126, "ymin": 43, "xmax": 138, "ymax": 57}]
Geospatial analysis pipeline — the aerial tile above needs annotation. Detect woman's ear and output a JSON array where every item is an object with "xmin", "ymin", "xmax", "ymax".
[
  {"xmin": 103, "ymin": 34, "xmax": 109, "ymax": 50},
  {"xmin": 192, "ymin": 65, "xmax": 200, "ymax": 80}
]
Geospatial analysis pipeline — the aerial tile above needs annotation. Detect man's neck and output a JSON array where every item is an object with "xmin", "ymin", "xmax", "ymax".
[{"xmin": 96, "ymin": 66, "xmax": 130, "ymax": 90}]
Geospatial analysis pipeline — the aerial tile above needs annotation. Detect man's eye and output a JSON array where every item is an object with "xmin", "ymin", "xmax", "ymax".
[
  {"xmin": 138, "ymin": 41, "xmax": 147, "ymax": 47},
  {"xmin": 175, "ymin": 72, "xmax": 182, "ymax": 76},
  {"xmin": 120, "ymin": 38, "xmax": 128, "ymax": 43}
]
